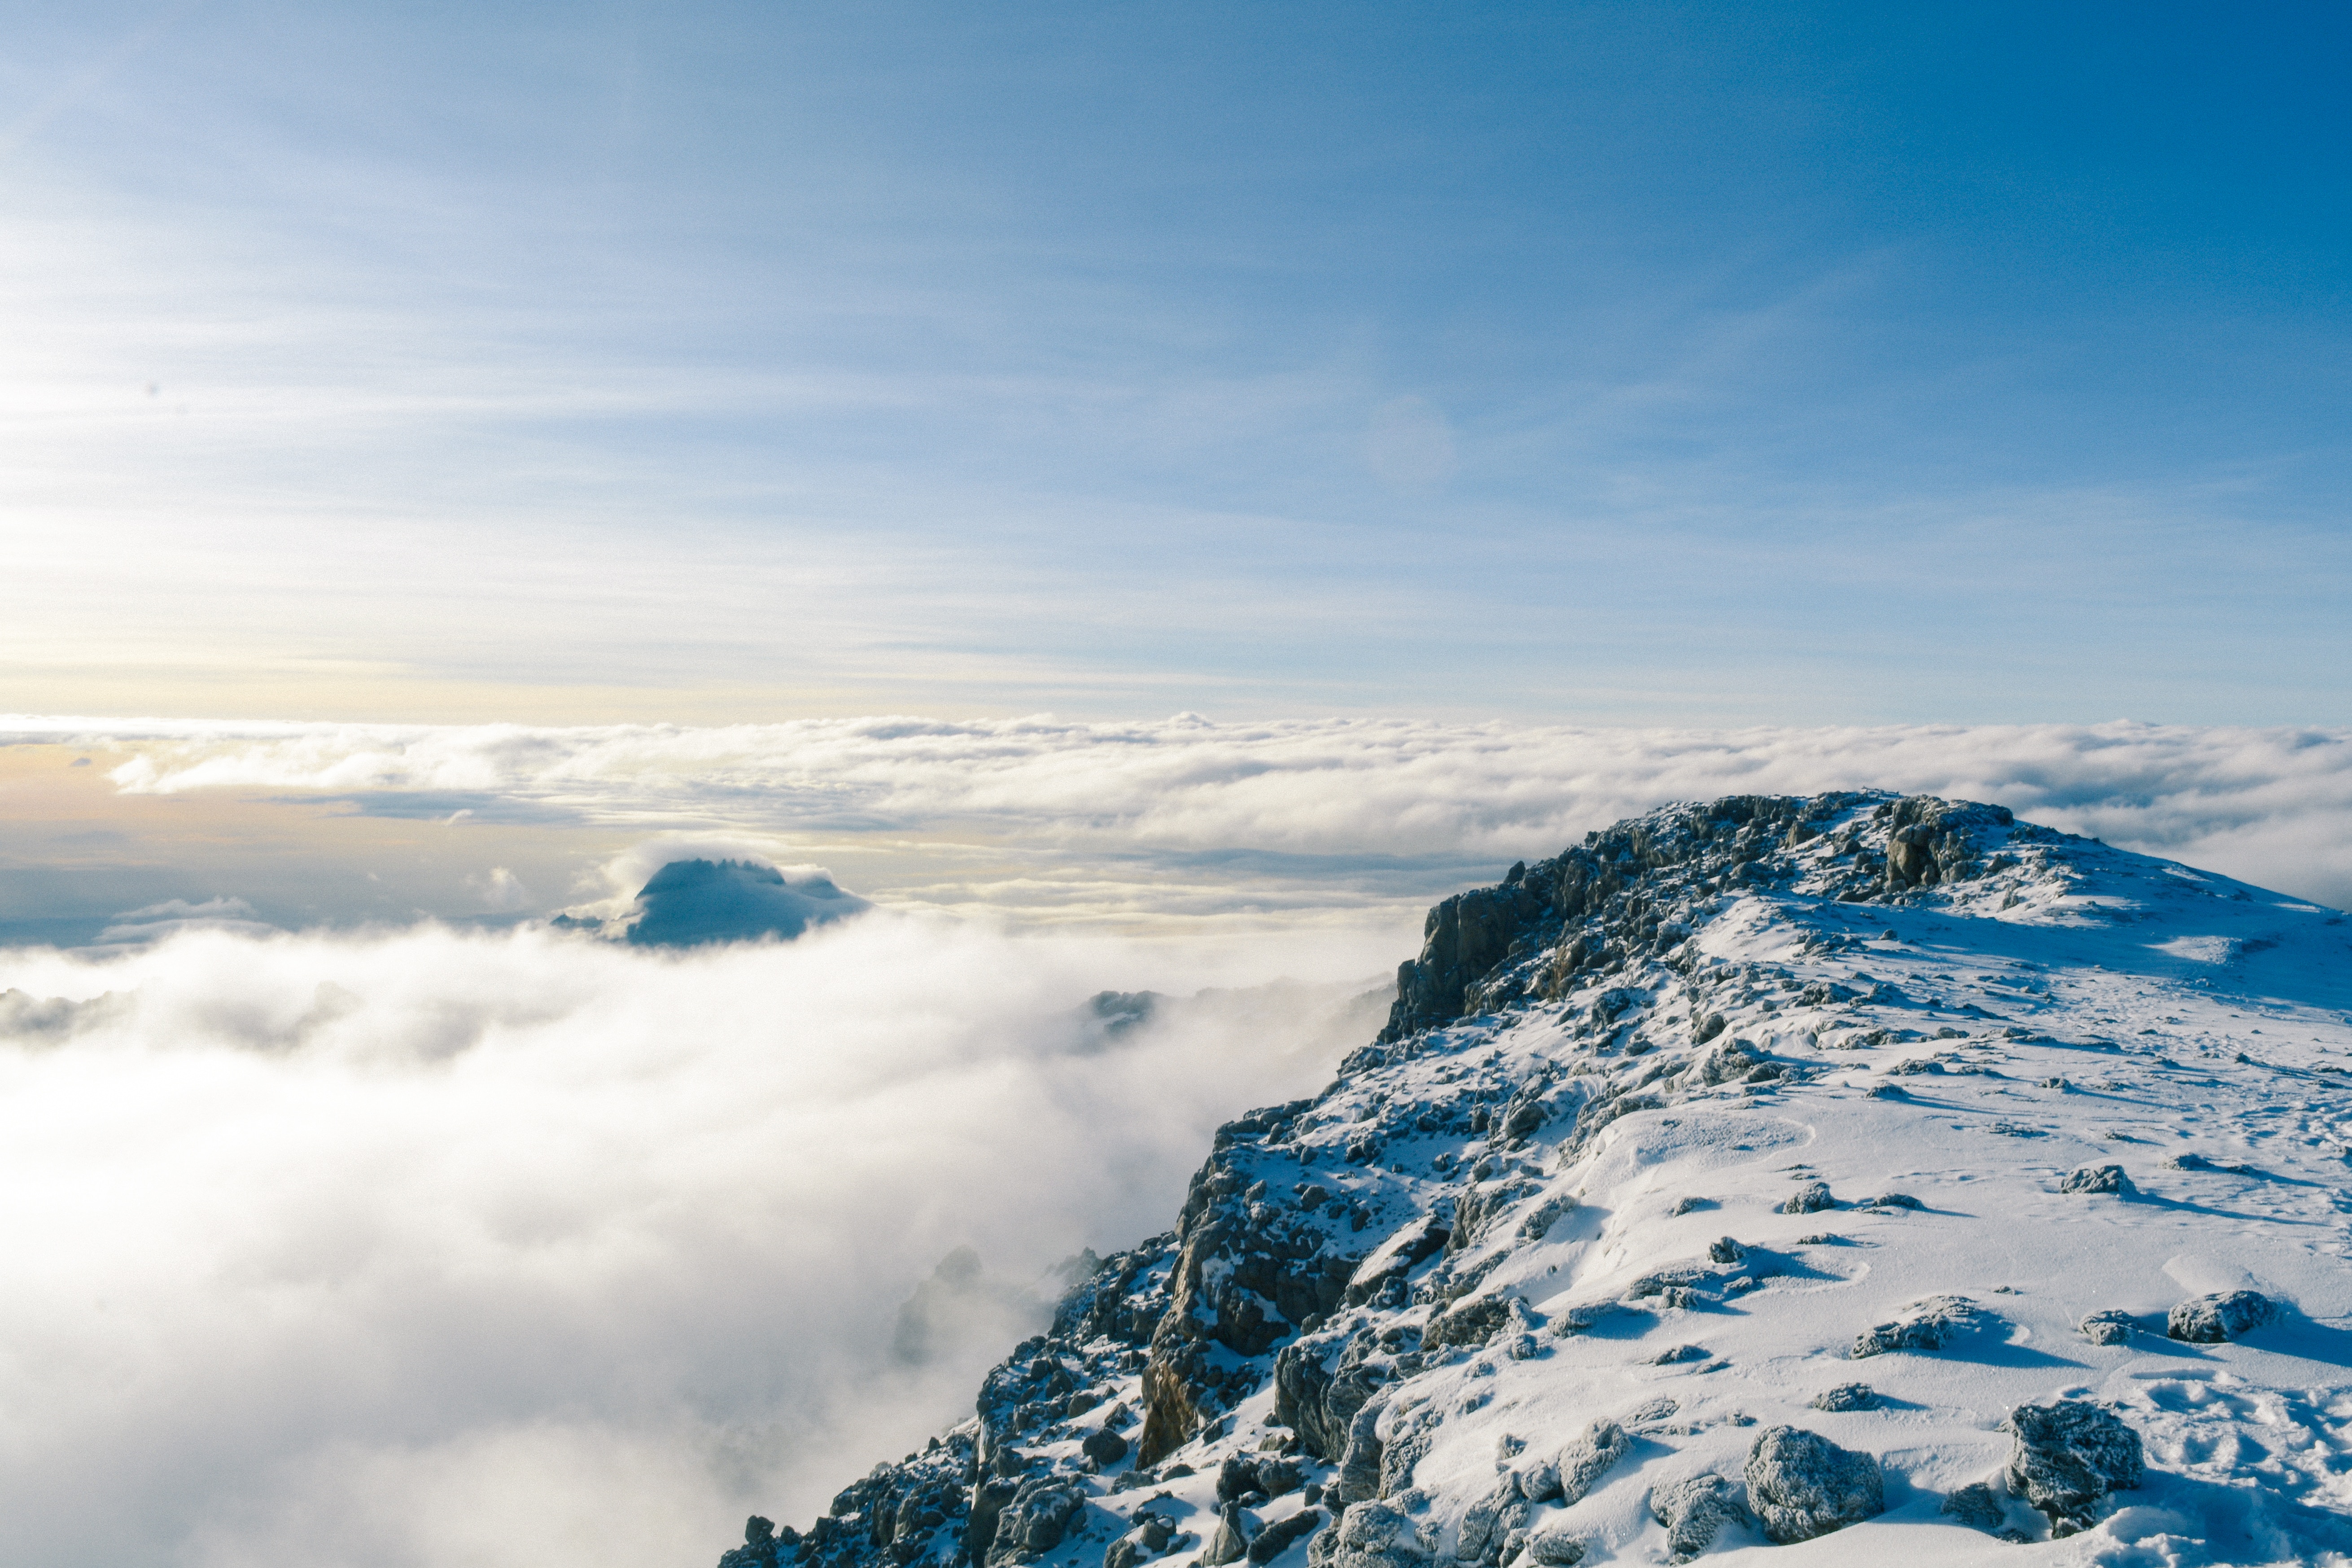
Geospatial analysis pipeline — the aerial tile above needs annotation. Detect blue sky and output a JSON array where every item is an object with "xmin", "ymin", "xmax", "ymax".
[{"xmin": 2, "ymin": 2, "xmax": 2347, "ymax": 722}]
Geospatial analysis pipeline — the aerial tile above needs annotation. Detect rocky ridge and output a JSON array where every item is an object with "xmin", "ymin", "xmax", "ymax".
[{"xmin": 717, "ymin": 791, "xmax": 2352, "ymax": 1568}]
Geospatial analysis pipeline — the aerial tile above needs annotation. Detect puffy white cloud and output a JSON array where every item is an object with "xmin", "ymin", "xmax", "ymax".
[{"xmin": 0, "ymin": 916, "xmax": 1382, "ymax": 1568}]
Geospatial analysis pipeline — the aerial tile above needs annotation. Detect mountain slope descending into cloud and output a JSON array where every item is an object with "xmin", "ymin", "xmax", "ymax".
[
  {"xmin": 739, "ymin": 792, "xmax": 2352, "ymax": 1568},
  {"xmin": 0, "ymin": 917, "xmax": 1386, "ymax": 1568}
]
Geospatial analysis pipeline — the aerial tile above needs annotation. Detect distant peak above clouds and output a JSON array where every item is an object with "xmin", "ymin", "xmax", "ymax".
[{"xmin": 560, "ymin": 857, "xmax": 870, "ymax": 948}]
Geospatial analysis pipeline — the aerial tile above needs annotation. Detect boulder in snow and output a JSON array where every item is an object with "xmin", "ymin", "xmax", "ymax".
[
  {"xmin": 1648, "ymin": 1473, "xmax": 1746, "ymax": 1563},
  {"xmin": 1851, "ymin": 1294, "xmax": 1982, "ymax": 1358},
  {"xmin": 1202, "ymin": 1503, "xmax": 1250, "ymax": 1566},
  {"xmin": 1810, "ymin": 1382, "xmax": 1877, "ymax": 1412},
  {"xmin": 1246, "ymin": 1510, "xmax": 1323, "ymax": 1565},
  {"xmin": 985, "ymin": 1476, "xmax": 1085, "ymax": 1566},
  {"xmin": 1779, "ymin": 1180, "xmax": 1834, "ymax": 1214},
  {"xmin": 1742, "ymin": 1426, "xmax": 1884, "ymax": 1543},
  {"xmin": 2167, "ymin": 1289, "xmax": 2280, "ymax": 1343},
  {"xmin": 1552, "ymin": 1419, "xmax": 1630, "ymax": 1505},
  {"xmin": 2077, "ymin": 1310, "xmax": 2136, "ymax": 1346},
  {"xmin": 2001, "ymin": 1399, "xmax": 2143, "ymax": 1537},
  {"xmin": 2059, "ymin": 1164, "xmax": 2131, "ymax": 1195}
]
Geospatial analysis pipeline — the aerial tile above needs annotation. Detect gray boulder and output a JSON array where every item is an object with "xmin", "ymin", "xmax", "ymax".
[
  {"xmin": 1084, "ymin": 1428, "xmax": 1131, "ymax": 1465},
  {"xmin": 1328, "ymin": 1501, "xmax": 1425, "ymax": 1568},
  {"xmin": 2059, "ymin": 1165, "xmax": 2131, "ymax": 1195},
  {"xmin": 1203, "ymin": 1503, "xmax": 1250, "ymax": 1566},
  {"xmin": 1779, "ymin": 1181, "xmax": 1834, "ymax": 1214},
  {"xmin": 2078, "ymin": 1310, "xmax": 2135, "ymax": 1346},
  {"xmin": 1742, "ymin": 1426, "xmax": 1884, "ymax": 1543},
  {"xmin": 1554, "ymin": 1419, "xmax": 1630, "ymax": 1505},
  {"xmin": 1852, "ymin": 1295, "xmax": 1982, "ymax": 1357},
  {"xmin": 1246, "ymin": 1509, "xmax": 1324, "ymax": 1565},
  {"xmin": 1648, "ymin": 1473, "xmax": 1746, "ymax": 1562},
  {"xmin": 2167, "ymin": 1289, "xmax": 2281, "ymax": 1343},
  {"xmin": 986, "ymin": 1476, "xmax": 1086, "ymax": 1566},
  {"xmin": 1524, "ymin": 1529, "xmax": 1586, "ymax": 1566},
  {"xmin": 1810, "ymin": 1383, "xmax": 1877, "ymax": 1413},
  {"xmin": 1105, "ymin": 1540, "xmax": 1142, "ymax": 1568},
  {"xmin": 1335, "ymin": 1398, "xmax": 1388, "ymax": 1504},
  {"xmin": 1456, "ymin": 1481, "xmax": 1533, "ymax": 1563},
  {"xmin": 2002, "ymin": 1400, "xmax": 2144, "ymax": 1537}
]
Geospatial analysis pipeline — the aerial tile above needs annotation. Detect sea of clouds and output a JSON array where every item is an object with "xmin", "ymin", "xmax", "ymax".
[
  {"xmin": 21, "ymin": 712, "xmax": 2352, "ymax": 911},
  {"xmin": 2, "ymin": 714, "xmax": 2350, "ymax": 1568},
  {"xmin": 0, "ymin": 913, "xmax": 1384, "ymax": 1568}
]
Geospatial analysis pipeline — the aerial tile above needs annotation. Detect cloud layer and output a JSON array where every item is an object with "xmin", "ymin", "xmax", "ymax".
[
  {"xmin": 17, "ymin": 714, "xmax": 2352, "ymax": 912},
  {"xmin": 0, "ymin": 916, "xmax": 1382, "ymax": 1568}
]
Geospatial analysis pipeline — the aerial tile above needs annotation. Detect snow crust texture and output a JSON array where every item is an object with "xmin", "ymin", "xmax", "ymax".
[{"xmin": 714, "ymin": 791, "xmax": 2352, "ymax": 1568}]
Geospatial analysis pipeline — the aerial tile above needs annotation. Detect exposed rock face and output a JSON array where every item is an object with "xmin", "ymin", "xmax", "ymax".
[
  {"xmin": 2167, "ymin": 1289, "xmax": 2281, "ymax": 1343},
  {"xmin": 2001, "ymin": 1400, "xmax": 2144, "ymax": 1536},
  {"xmin": 706, "ymin": 789, "xmax": 2352, "ymax": 1568},
  {"xmin": 1741, "ymin": 1426, "xmax": 1884, "ymax": 1543}
]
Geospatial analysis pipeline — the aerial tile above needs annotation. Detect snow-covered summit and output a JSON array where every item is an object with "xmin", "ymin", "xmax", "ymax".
[{"xmin": 714, "ymin": 792, "xmax": 2352, "ymax": 1568}]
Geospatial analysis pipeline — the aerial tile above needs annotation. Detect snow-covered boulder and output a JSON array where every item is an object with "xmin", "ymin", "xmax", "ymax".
[
  {"xmin": 2167, "ymin": 1289, "xmax": 2281, "ymax": 1342},
  {"xmin": 1742, "ymin": 1426, "xmax": 1884, "ymax": 1543},
  {"xmin": 1647, "ymin": 1473, "xmax": 1745, "ymax": 1562},
  {"xmin": 2001, "ymin": 1399, "xmax": 2143, "ymax": 1537}
]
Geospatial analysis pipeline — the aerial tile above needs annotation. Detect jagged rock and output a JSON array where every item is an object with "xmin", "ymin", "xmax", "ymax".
[
  {"xmin": 1456, "ymin": 1480, "xmax": 1533, "ymax": 1564},
  {"xmin": 1219, "ymin": 1454, "xmax": 1303, "ymax": 1504},
  {"xmin": 985, "ymin": 1476, "xmax": 1084, "ymax": 1565},
  {"xmin": 1852, "ymin": 1295, "xmax": 1983, "ymax": 1357},
  {"xmin": 1084, "ymin": 1428, "xmax": 1131, "ymax": 1464},
  {"xmin": 2002, "ymin": 1399, "xmax": 2144, "ymax": 1536},
  {"xmin": 1742, "ymin": 1426, "xmax": 1884, "ymax": 1542},
  {"xmin": 1105, "ymin": 1538, "xmax": 1142, "ymax": 1568},
  {"xmin": 1707, "ymin": 1236, "xmax": 1744, "ymax": 1265},
  {"xmin": 1552, "ymin": 1419, "xmax": 1629, "ymax": 1505},
  {"xmin": 1202, "ymin": 1503, "xmax": 1250, "ymax": 1566},
  {"xmin": 2079, "ymin": 1310, "xmax": 2136, "ymax": 1345},
  {"xmin": 1779, "ymin": 1181, "xmax": 1833, "ymax": 1214},
  {"xmin": 2167, "ymin": 1289, "xmax": 2281, "ymax": 1342},
  {"xmin": 1426, "ymin": 1295, "xmax": 1515, "ymax": 1350},
  {"xmin": 968, "ymin": 1477, "xmax": 1021, "ymax": 1559},
  {"xmin": 1859, "ymin": 1192, "xmax": 1920, "ymax": 1210},
  {"xmin": 1320, "ymin": 1500, "xmax": 1425, "ymax": 1568},
  {"xmin": 1810, "ymin": 1383, "xmax": 1876, "ymax": 1413},
  {"xmin": 1273, "ymin": 1337, "xmax": 1389, "ymax": 1463},
  {"xmin": 1648, "ymin": 1473, "xmax": 1746, "ymax": 1562},
  {"xmin": 2059, "ymin": 1164, "xmax": 2130, "ymax": 1195},
  {"xmin": 1517, "ymin": 1193, "xmax": 1576, "ymax": 1241},
  {"xmin": 1246, "ymin": 1510, "xmax": 1324, "ymax": 1565},
  {"xmin": 1335, "ymin": 1397, "xmax": 1387, "ymax": 1504},
  {"xmin": 718, "ymin": 1516, "xmax": 784, "ymax": 1568}
]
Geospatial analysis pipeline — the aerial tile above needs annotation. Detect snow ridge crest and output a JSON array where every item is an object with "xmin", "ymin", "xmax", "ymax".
[{"xmin": 716, "ymin": 791, "xmax": 2352, "ymax": 1568}]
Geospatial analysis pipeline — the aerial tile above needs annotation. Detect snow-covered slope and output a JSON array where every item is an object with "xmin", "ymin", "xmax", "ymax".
[{"xmin": 713, "ymin": 792, "xmax": 2352, "ymax": 1568}]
